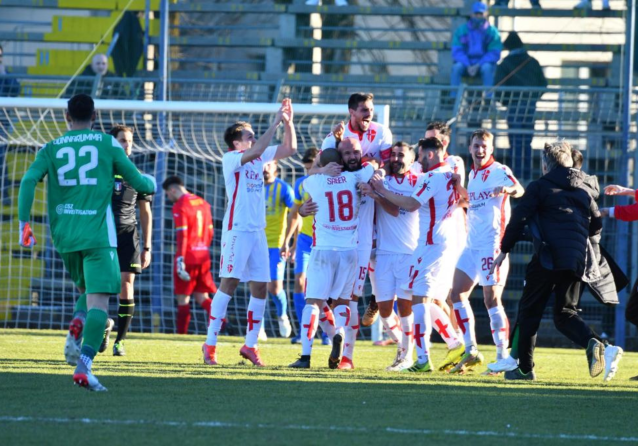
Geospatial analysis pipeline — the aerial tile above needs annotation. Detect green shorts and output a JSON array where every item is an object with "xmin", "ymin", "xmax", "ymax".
[{"xmin": 60, "ymin": 247, "xmax": 121, "ymax": 294}]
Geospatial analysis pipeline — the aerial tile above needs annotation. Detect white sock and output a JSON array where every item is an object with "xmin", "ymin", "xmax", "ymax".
[
  {"xmin": 343, "ymin": 300, "xmax": 359, "ymax": 360},
  {"xmin": 301, "ymin": 305, "xmax": 319, "ymax": 356},
  {"xmin": 244, "ymin": 296, "xmax": 266, "ymax": 348},
  {"xmin": 333, "ymin": 304, "xmax": 350, "ymax": 338},
  {"xmin": 488, "ymin": 306, "xmax": 510, "ymax": 360},
  {"xmin": 319, "ymin": 303, "xmax": 336, "ymax": 338},
  {"xmin": 453, "ymin": 301, "xmax": 477, "ymax": 354},
  {"xmin": 381, "ymin": 314, "xmax": 401, "ymax": 343},
  {"xmin": 400, "ymin": 313, "xmax": 414, "ymax": 361},
  {"xmin": 412, "ymin": 303, "xmax": 432, "ymax": 363},
  {"xmin": 206, "ymin": 291, "xmax": 232, "ymax": 346},
  {"xmin": 430, "ymin": 303, "xmax": 462, "ymax": 349}
]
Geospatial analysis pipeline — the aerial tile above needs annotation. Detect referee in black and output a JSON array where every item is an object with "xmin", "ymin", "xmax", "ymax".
[{"xmin": 102, "ymin": 124, "xmax": 153, "ymax": 356}]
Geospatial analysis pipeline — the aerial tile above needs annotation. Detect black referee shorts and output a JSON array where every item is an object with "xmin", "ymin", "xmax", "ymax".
[{"xmin": 117, "ymin": 226, "xmax": 142, "ymax": 274}]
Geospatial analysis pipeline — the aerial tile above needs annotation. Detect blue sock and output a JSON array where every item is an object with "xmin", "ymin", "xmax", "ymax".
[
  {"xmin": 293, "ymin": 292, "xmax": 305, "ymax": 327},
  {"xmin": 277, "ymin": 290, "xmax": 288, "ymax": 317},
  {"xmin": 269, "ymin": 292, "xmax": 286, "ymax": 318}
]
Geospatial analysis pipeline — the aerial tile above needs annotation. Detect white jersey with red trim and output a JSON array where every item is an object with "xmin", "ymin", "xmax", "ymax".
[
  {"xmin": 376, "ymin": 172, "xmax": 422, "ymax": 255},
  {"xmin": 412, "ymin": 163, "xmax": 461, "ymax": 246},
  {"xmin": 357, "ymin": 192, "xmax": 375, "ymax": 253},
  {"xmin": 321, "ymin": 121, "xmax": 393, "ymax": 162},
  {"xmin": 466, "ymin": 157, "xmax": 518, "ymax": 250},
  {"xmin": 303, "ymin": 164, "xmax": 375, "ymax": 250},
  {"xmin": 221, "ymin": 145, "xmax": 278, "ymax": 232}
]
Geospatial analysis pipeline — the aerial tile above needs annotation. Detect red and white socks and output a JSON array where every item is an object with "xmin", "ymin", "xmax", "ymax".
[
  {"xmin": 333, "ymin": 304, "xmax": 351, "ymax": 339},
  {"xmin": 318, "ymin": 303, "xmax": 336, "ymax": 339},
  {"xmin": 453, "ymin": 301, "xmax": 477, "ymax": 354},
  {"xmin": 381, "ymin": 313, "xmax": 401, "ymax": 343},
  {"xmin": 301, "ymin": 305, "xmax": 319, "ymax": 356},
  {"xmin": 488, "ymin": 306, "xmax": 509, "ymax": 360},
  {"xmin": 399, "ymin": 313, "xmax": 414, "ymax": 361},
  {"xmin": 343, "ymin": 300, "xmax": 359, "ymax": 361},
  {"xmin": 206, "ymin": 291, "xmax": 232, "ymax": 346},
  {"xmin": 430, "ymin": 303, "xmax": 462, "ymax": 349},
  {"xmin": 244, "ymin": 297, "xmax": 266, "ymax": 348},
  {"xmin": 412, "ymin": 303, "xmax": 432, "ymax": 364}
]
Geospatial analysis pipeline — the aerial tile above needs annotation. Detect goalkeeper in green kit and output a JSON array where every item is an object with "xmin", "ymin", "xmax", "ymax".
[{"xmin": 18, "ymin": 94, "xmax": 156, "ymax": 391}]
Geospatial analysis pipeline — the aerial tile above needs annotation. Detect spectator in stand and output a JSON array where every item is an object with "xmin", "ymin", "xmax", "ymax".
[
  {"xmin": 451, "ymin": 2, "xmax": 502, "ymax": 94},
  {"xmin": 494, "ymin": 31, "xmax": 547, "ymax": 178},
  {"xmin": 65, "ymin": 54, "xmax": 115, "ymax": 98}
]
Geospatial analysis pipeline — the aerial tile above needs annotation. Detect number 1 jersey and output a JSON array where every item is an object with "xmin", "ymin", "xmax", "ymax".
[
  {"xmin": 18, "ymin": 129, "xmax": 156, "ymax": 253},
  {"xmin": 302, "ymin": 164, "xmax": 374, "ymax": 251}
]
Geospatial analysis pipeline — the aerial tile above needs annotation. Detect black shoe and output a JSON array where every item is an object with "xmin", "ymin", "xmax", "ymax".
[
  {"xmin": 586, "ymin": 338, "xmax": 606, "ymax": 378},
  {"xmin": 289, "ymin": 355, "xmax": 311, "ymax": 368},
  {"xmin": 504, "ymin": 368, "xmax": 537, "ymax": 381},
  {"xmin": 329, "ymin": 333, "xmax": 343, "ymax": 369},
  {"xmin": 99, "ymin": 318, "xmax": 114, "ymax": 353}
]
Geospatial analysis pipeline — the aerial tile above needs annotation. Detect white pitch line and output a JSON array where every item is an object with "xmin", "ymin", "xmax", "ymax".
[{"xmin": 1, "ymin": 416, "xmax": 637, "ymax": 442}]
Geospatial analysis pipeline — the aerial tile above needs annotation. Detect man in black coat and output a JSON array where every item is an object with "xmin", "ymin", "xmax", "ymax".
[
  {"xmin": 490, "ymin": 141, "xmax": 623, "ymax": 381},
  {"xmin": 494, "ymin": 32, "xmax": 547, "ymax": 179}
]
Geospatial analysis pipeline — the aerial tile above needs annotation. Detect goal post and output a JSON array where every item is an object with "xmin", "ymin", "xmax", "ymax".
[{"xmin": 0, "ymin": 97, "xmax": 390, "ymax": 339}]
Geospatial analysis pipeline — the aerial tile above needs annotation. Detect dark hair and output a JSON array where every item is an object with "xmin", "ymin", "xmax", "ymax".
[
  {"xmin": 162, "ymin": 175, "xmax": 184, "ymax": 190},
  {"xmin": 67, "ymin": 94, "xmax": 95, "ymax": 122},
  {"xmin": 319, "ymin": 149, "xmax": 342, "ymax": 167},
  {"xmin": 470, "ymin": 128, "xmax": 493, "ymax": 141},
  {"xmin": 109, "ymin": 124, "xmax": 133, "ymax": 138},
  {"xmin": 348, "ymin": 92, "xmax": 374, "ymax": 111},
  {"xmin": 418, "ymin": 137, "xmax": 444, "ymax": 152},
  {"xmin": 302, "ymin": 147, "xmax": 319, "ymax": 164},
  {"xmin": 426, "ymin": 121, "xmax": 450, "ymax": 136},
  {"xmin": 571, "ymin": 148, "xmax": 584, "ymax": 169},
  {"xmin": 503, "ymin": 31, "xmax": 524, "ymax": 51},
  {"xmin": 224, "ymin": 121, "xmax": 251, "ymax": 149}
]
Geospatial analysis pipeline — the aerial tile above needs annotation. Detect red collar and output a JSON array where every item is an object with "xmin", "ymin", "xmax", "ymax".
[
  {"xmin": 426, "ymin": 161, "xmax": 447, "ymax": 172},
  {"xmin": 348, "ymin": 121, "xmax": 364, "ymax": 141},
  {"xmin": 471, "ymin": 156, "xmax": 495, "ymax": 172}
]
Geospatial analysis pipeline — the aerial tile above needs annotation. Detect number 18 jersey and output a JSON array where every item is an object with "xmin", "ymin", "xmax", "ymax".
[
  {"xmin": 18, "ymin": 129, "xmax": 156, "ymax": 253},
  {"xmin": 302, "ymin": 164, "xmax": 374, "ymax": 251}
]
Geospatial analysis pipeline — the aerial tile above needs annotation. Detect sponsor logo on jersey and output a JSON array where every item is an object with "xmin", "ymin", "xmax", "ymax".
[
  {"xmin": 55, "ymin": 204, "xmax": 97, "ymax": 216},
  {"xmin": 245, "ymin": 170, "xmax": 261, "ymax": 180}
]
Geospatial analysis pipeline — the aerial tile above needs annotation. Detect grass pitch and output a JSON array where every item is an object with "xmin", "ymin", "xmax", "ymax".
[{"xmin": 1, "ymin": 329, "xmax": 638, "ymax": 445}]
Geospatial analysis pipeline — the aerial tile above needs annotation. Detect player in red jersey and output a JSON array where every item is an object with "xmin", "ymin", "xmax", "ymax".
[{"xmin": 162, "ymin": 176, "xmax": 216, "ymax": 334}]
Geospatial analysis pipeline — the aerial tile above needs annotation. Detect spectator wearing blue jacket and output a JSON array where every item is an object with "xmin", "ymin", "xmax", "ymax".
[{"xmin": 451, "ymin": 2, "xmax": 502, "ymax": 93}]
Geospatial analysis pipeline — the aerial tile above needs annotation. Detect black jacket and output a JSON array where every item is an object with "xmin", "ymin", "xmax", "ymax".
[
  {"xmin": 501, "ymin": 166, "xmax": 602, "ymax": 277},
  {"xmin": 494, "ymin": 49, "xmax": 547, "ymax": 108}
]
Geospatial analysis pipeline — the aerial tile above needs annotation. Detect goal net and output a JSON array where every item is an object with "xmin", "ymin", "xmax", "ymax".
[{"xmin": 0, "ymin": 97, "xmax": 389, "ymax": 339}]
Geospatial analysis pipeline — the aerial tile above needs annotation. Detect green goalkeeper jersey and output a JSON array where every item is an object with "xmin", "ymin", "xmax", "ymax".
[{"xmin": 18, "ymin": 129, "xmax": 156, "ymax": 254}]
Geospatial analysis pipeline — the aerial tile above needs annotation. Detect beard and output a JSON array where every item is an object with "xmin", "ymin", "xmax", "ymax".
[
  {"xmin": 390, "ymin": 161, "xmax": 404, "ymax": 175},
  {"xmin": 343, "ymin": 159, "xmax": 362, "ymax": 172}
]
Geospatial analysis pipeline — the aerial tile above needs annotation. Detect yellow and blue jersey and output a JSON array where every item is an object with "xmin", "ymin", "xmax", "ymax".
[
  {"xmin": 265, "ymin": 178, "xmax": 294, "ymax": 248},
  {"xmin": 294, "ymin": 175, "xmax": 314, "ymax": 238}
]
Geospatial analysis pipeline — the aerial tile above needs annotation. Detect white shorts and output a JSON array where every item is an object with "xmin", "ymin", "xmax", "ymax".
[
  {"xmin": 402, "ymin": 243, "xmax": 457, "ymax": 300},
  {"xmin": 352, "ymin": 245, "xmax": 372, "ymax": 297},
  {"xmin": 375, "ymin": 252, "xmax": 412, "ymax": 302},
  {"xmin": 219, "ymin": 230, "xmax": 270, "ymax": 283},
  {"xmin": 456, "ymin": 246, "xmax": 509, "ymax": 287},
  {"xmin": 305, "ymin": 249, "xmax": 357, "ymax": 300}
]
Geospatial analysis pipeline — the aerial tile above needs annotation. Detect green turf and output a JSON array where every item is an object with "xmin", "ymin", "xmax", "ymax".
[{"xmin": 1, "ymin": 329, "xmax": 637, "ymax": 445}]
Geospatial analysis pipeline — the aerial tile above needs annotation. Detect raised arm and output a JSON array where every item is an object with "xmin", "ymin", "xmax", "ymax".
[
  {"xmin": 240, "ymin": 100, "xmax": 287, "ymax": 165},
  {"xmin": 369, "ymin": 175, "xmax": 420, "ymax": 212},
  {"xmin": 274, "ymin": 99, "xmax": 297, "ymax": 161}
]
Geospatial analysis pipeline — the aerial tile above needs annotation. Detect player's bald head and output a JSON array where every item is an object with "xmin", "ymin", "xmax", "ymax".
[
  {"xmin": 338, "ymin": 137, "xmax": 363, "ymax": 172},
  {"xmin": 319, "ymin": 149, "xmax": 342, "ymax": 167}
]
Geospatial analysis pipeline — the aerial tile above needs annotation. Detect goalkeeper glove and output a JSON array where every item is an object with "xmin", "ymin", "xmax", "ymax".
[
  {"xmin": 19, "ymin": 221, "xmax": 37, "ymax": 248},
  {"xmin": 176, "ymin": 256, "xmax": 191, "ymax": 281}
]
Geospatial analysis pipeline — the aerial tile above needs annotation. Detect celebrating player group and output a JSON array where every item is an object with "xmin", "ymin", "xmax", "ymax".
[{"xmin": 18, "ymin": 91, "xmax": 621, "ymax": 392}]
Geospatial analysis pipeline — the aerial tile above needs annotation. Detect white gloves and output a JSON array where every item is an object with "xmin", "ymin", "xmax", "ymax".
[{"xmin": 176, "ymin": 256, "xmax": 191, "ymax": 281}]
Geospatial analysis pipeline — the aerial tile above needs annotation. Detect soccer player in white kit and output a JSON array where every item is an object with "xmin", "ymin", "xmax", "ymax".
[
  {"xmin": 371, "ymin": 137, "xmax": 467, "ymax": 372},
  {"xmin": 289, "ymin": 149, "xmax": 377, "ymax": 369},
  {"xmin": 360, "ymin": 141, "xmax": 420, "ymax": 371},
  {"xmin": 202, "ymin": 99, "xmax": 297, "ymax": 367},
  {"xmin": 449, "ymin": 129, "xmax": 524, "ymax": 374}
]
